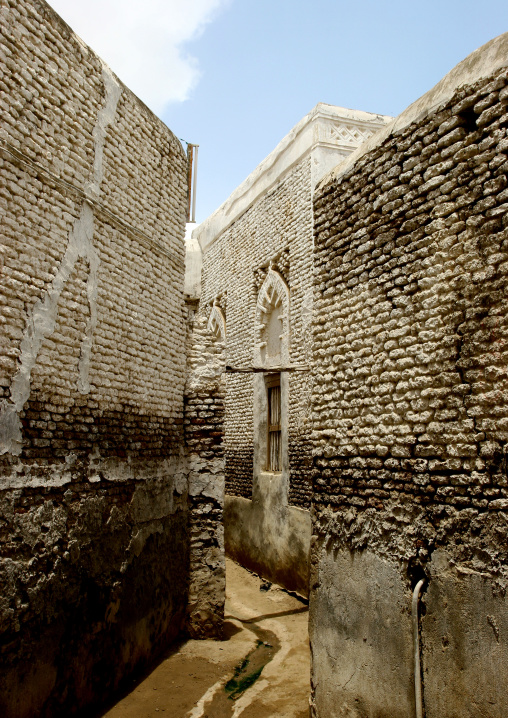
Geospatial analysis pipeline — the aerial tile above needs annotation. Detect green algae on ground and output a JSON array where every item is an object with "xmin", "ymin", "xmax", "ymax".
[
  {"xmin": 224, "ymin": 638, "xmax": 273, "ymax": 700},
  {"xmin": 225, "ymin": 666, "xmax": 263, "ymax": 700}
]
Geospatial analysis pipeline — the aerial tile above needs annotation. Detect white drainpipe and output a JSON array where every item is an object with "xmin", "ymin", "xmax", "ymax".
[{"xmin": 412, "ymin": 579, "xmax": 426, "ymax": 718}]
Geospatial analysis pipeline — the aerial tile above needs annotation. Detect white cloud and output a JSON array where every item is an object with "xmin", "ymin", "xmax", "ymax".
[{"xmin": 49, "ymin": 0, "xmax": 229, "ymax": 115}]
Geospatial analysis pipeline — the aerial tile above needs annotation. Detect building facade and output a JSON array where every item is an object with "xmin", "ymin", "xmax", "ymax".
[
  {"xmin": 0, "ymin": 2, "xmax": 223, "ymax": 716},
  {"xmin": 192, "ymin": 104, "xmax": 391, "ymax": 594},
  {"xmin": 310, "ymin": 32, "xmax": 508, "ymax": 718},
  {"xmin": 3, "ymin": 2, "xmax": 508, "ymax": 716}
]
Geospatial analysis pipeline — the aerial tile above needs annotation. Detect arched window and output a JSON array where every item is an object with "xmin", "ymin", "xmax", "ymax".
[{"xmin": 254, "ymin": 268, "xmax": 290, "ymax": 368}]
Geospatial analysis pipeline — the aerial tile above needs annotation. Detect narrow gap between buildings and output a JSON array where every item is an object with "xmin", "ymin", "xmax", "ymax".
[{"xmin": 101, "ymin": 558, "xmax": 310, "ymax": 718}]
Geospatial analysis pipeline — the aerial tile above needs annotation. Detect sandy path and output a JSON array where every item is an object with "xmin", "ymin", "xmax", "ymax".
[{"xmin": 102, "ymin": 558, "xmax": 310, "ymax": 718}]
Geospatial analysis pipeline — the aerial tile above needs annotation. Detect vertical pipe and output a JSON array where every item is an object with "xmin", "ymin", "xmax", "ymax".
[
  {"xmin": 412, "ymin": 579, "xmax": 426, "ymax": 718},
  {"xmin": 191, "ymin": 145, "xmax": 199, "ymax": 223}
]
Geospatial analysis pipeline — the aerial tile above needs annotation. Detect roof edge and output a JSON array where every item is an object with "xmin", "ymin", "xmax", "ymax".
[
  {"xmin": 194, "ymin": 103, "xmax": 391, "ymax": 252},
  {"xmin": 318, "ymin": 32, "xmax": 508, "ymax": 192}
]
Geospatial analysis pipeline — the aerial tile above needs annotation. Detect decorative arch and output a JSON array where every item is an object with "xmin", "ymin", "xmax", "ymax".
[
  {"xmin": 254, "ymin": 268, "xmax": 290, "ymax": 367},
  {"xmin": 207, "ymin": 303, "xmax": 226, "ymax": 341}
]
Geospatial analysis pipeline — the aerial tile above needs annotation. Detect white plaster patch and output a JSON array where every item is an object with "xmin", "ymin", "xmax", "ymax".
[
  {"xmin": 254, "ymin": 268, "xmax": 290, "ymax": 368},
  {"xmin": 0, "ymin": 462, "xmax": 73, "ymax": 489},
  {"xmin": 188, "ymin": 455, "xmax": 224, "ymax": 475},
  {"xmin": 207, "ymin": 303, "xmax": 226, "ymax": 341},
  {"xmin": 189, "ymin": 472, "xmax": 224, "ymax": 502},
  {"xmin": 87, "ymin": 66, "xmax": 122, "ymax": 198}
]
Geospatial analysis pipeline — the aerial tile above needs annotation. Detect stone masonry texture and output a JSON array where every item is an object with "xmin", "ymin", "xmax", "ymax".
[
  {"xmin": 184, "ymin": 304, "xmax": 226, "ymax": 640},
  {"xmin": 200, "ymin": 158, "xmax": 314, "ymax": 508},
  {"xmin": 4, "ymin": 1, "xmax": 508, "ymax": 716},
  {"xmin": 0, "ymin": 1, "xmax": 206, "ymax": 716},
  {"xmin": 310, "ymin": 42, "xmax": 508, "ymax": 718}
]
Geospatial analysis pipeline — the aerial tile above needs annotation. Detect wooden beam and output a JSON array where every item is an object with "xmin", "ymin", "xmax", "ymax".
[{"xmin": 224, "ymin": 365, "xmax": 309, "ymax": 373}]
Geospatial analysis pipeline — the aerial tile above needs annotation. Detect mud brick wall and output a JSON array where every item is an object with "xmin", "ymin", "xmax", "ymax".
[
  {"xmin": 184, "ymin": 306, "xmax": 225, "ymax": 639},
  {"xmin": 287, "ymin": 371, "xmax": 314, "ymax": 507},
  {"xmin": 199, "ymin": 159, "xmax": 314, "ymax": 507},
  {"xmin": 224, "ymin": 374, "xmax": 254, "ymax": 497},
  {"xmin": 0, "ymin": 1, "xmax": 189, "ymax": 716},
  {"xmin": 310, "ymin": 39, "xmax": 508, "ymax": 718}
]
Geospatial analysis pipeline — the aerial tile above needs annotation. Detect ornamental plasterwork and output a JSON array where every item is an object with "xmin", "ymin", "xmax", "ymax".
[
  {"xmin": 317, "ymin": 120, "xmax": 376, "ymax": 148},
  {"xmin": 216, "ymin": 291, "xmax": 227, "ymax": 313},
  {"xmin": 254, "ymin": 268, "xmax": 290, "ymax": 368},
  {"xmin": 253, "ymin": 250, "xmax": 290, "ymax": 292},
  {"xmin": 208, "ymin": 303, "xmax": 226, "ymax": 341}
]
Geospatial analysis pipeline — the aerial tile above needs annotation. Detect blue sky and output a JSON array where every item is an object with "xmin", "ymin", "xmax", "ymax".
[{"xmin": 51, "ymin": 0, "xmax": 508, "ymax": 223}]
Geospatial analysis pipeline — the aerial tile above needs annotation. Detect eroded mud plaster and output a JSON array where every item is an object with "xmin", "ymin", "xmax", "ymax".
[
  {"xmin": 184, "ymin": 308, "xmax": 226, "ymax": 639},
  {"xmin": 0, "ymin": 3, "xmax": 192, "ymax": 714}
]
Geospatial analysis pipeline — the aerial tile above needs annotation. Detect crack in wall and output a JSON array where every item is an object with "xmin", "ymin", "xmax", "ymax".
[{"xmin": 0, "ymin": 65, "xmax": 121, "ymax": 456}]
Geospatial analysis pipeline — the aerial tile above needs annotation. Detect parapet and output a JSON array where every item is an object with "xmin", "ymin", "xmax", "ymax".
[
  {"xmin": 319, "ymin": 31, "xmax": 508, "ymax": 191},
  {"xmin": 194, "ymin": 103, "xmax": 392, "ymax": 253}
]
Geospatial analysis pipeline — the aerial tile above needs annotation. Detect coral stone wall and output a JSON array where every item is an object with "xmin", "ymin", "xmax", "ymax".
[
  {"xmin": 195, "ymin": 106, "xmax": 389, "ymax": 595},
  {"xmin": 310, "ymin": 39, "xmax": 508, "ymax": 718},
  {"xmin": 200, "ymin": 158, "xmax": 314, "ymax": 506},
  {"xmin": 0, "ymin": 1, "xmax": 190, "ymax": 716},
  {"xmin": 196, "ymin": 157, "xmax": 314, "ymax": 594},
  {"xmin": 184, "ymin": 305, "xmax": 226, "ymax": 639}
]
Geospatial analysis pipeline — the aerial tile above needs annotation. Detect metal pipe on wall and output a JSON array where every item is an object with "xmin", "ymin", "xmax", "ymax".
[
  {"xmin": 186, "ymin": 143, "xmax": 199, "ymax": 222},
  {"xmin": 412, "ymin": 579, "xmax": 426, "ymax": 718}
]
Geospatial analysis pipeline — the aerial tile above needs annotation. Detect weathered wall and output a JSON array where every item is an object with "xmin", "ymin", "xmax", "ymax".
[
  {"xmin": 184, "ymin": 305, "xmax": 226, "ymax": 638},
  {"xmin": 310, "ymin": 34, "xmax": 508, "ymax": 718},
  {"xmin": 224, "ymin": 491, "xmax": 311, "ymax": 595},
  {"xmin": 0, "ymin": 1, "xmax": 192, "ymax": 715},
  {"xmin": 196, "ymin": 157, "xmax": 315, "ymax": 592},
  {"xmin": 200, "ymin": 158, "xmax": 315, "ymax": 504},
  {"xmin": 194, "ymin": 105, "xmax": 389, "ymax": 593}
]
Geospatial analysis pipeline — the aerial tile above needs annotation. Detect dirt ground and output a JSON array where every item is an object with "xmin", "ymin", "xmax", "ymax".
[{"xmin": 102, "ymin": 558, "xmax": 310, "ymax": 718}]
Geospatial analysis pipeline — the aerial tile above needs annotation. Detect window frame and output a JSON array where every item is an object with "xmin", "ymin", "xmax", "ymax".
[{"xmin": 265, "ymin": 373, "xmax": 281, "ymax": 472}]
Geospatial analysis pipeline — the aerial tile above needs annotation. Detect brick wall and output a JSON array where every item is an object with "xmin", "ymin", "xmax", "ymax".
[
  {"xmin": 199, "ymin": 158, "xmax": 314, "ymax": 507},
  {"xmin": 312, "ymin": 67, "xmax": 508, "ymax": 575},
  {"xmin": 0, "ymin": 1, "xmax": 190, "ymax": 716},
  {"xmin": 310, "ymin": 38, "xmax": 508, "ymax": 718},
  {"xmin": 184, "ymin": 305, "xmax": 225, "ymax": 639}
]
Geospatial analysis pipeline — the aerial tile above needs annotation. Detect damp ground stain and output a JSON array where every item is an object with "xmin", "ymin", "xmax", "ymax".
[{"xmin": 102, "ymin": 558, "xmax": 309, "ymax": 718}]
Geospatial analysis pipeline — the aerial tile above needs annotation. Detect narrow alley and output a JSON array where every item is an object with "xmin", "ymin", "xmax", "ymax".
[{"xmin": 102, "ymin": 559, "xmax": 310, "ymax": 718}]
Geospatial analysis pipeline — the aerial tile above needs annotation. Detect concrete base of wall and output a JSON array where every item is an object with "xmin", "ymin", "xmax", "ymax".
[
  {"xmin": 309, "ymin": 548, "xmax": 414, "ymax": 718},
  {"xmin": 309, "ymin": 546, "xmax": 508, "ymax": 718},
  {"xmin": 0, "ymin": 472, "xmax": 189, "ymax": 718},
  {"xmin": 422, "ymin": 549, "xmax": 508, "ymax": 718},
  {"xmin": 224, "ymin": 486, "xmax": 311, "ymax": 597}
]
